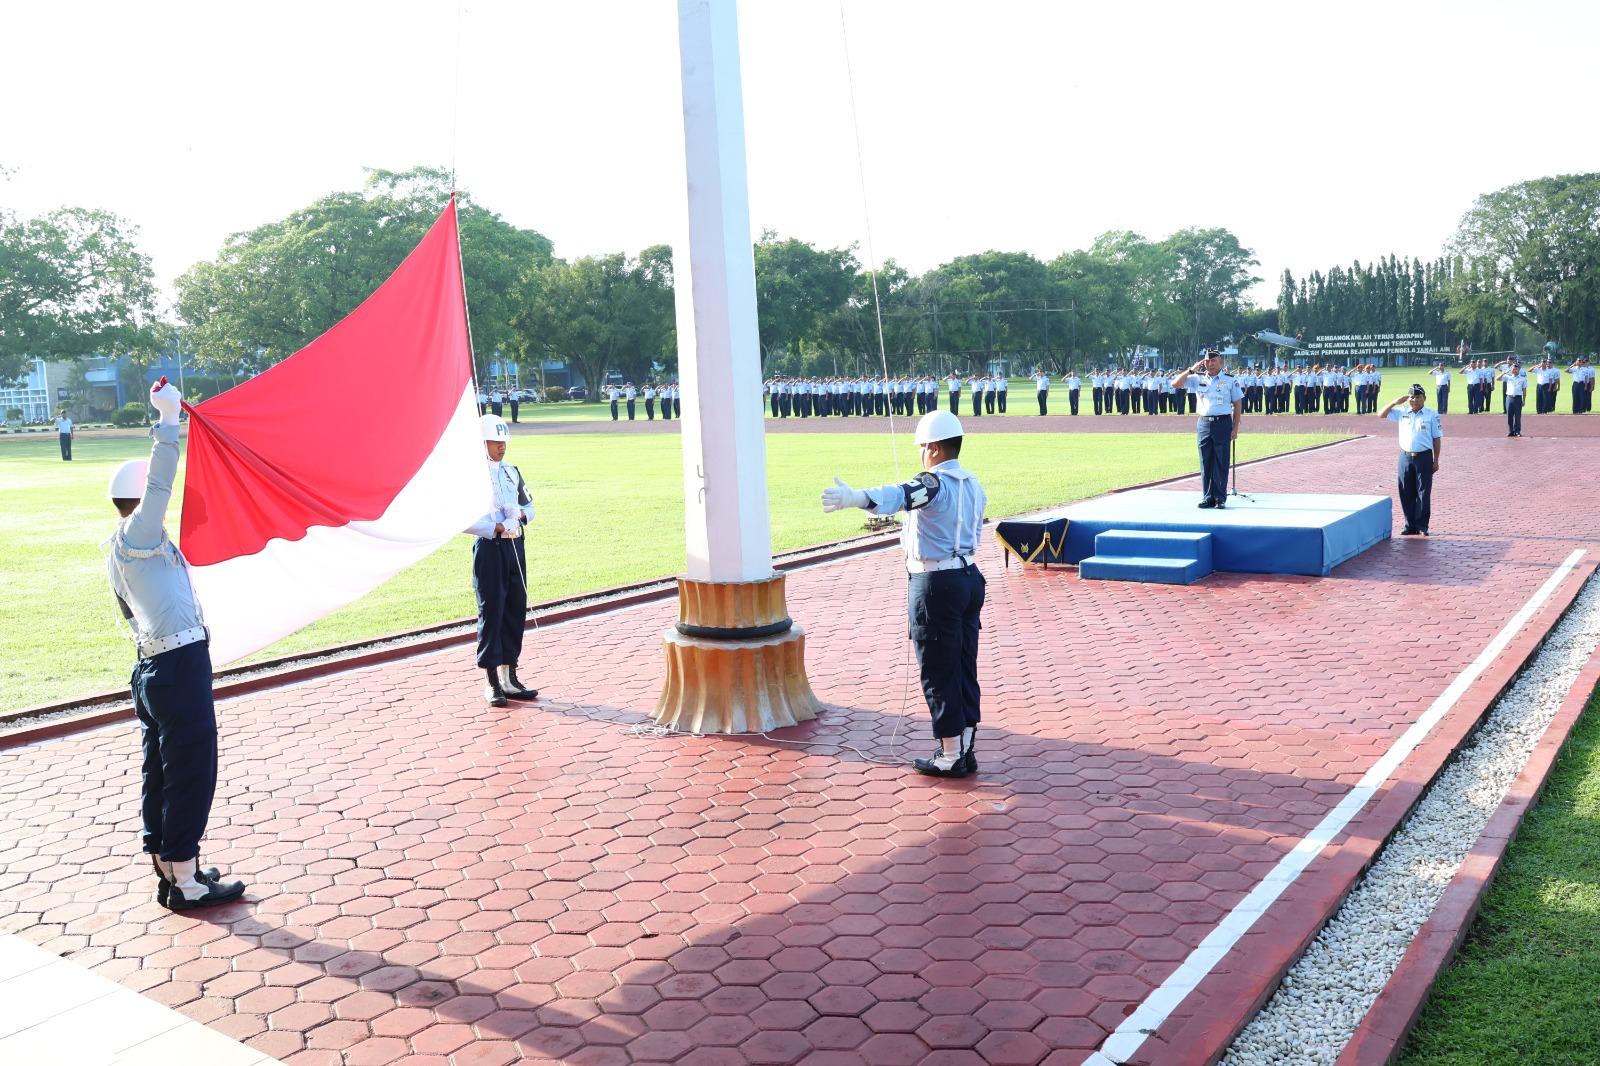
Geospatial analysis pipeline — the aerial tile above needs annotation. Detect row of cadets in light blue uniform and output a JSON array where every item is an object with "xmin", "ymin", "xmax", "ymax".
[
  {"xmin": 1463, "ymin": 361, "xmax": 1493, "ymax": 413},
  {"xmin": 1569, "ymin": 356, "xmax": 1594, "ymax": 413},
  {"xmin": 821, "ymin": 410, "xmax": 988, "ymax": 779}
]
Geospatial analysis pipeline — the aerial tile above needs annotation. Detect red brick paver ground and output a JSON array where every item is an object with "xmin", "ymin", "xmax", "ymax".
[{"xmin": 2, "ymin": 432, "xmax": 1596, "ymax": 1066}]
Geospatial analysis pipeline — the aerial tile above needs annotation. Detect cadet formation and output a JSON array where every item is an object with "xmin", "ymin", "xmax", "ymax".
[{"xmin": 746, "ymin": 357, "xmax": 1592, "ymax": 425}]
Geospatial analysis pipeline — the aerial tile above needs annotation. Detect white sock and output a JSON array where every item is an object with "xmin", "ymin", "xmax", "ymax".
[
  {"xmin": 170, "ymin": 858, "xmax": 208, "ymax": 902},
  {"xmin": 497, "ymin": 665, "xmax": 513, "ymax": 687},
  {"xmin": 961, "ymin": 726, "xmax": 974, "ymax": 751}
]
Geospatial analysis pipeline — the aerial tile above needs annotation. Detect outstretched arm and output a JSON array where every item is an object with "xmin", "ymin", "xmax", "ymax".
[{"xmin": 123, "ymin": 380, "xmax": 183, "ymax": 551}]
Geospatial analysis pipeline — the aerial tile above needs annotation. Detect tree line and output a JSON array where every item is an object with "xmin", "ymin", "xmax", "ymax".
[{"xmin": 4, "ymin": 167, "xmax": 1596, "ymax": 400}]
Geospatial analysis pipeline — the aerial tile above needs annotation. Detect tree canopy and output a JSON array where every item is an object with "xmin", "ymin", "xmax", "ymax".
[
  {"xmin": 511, "ymin": 247, "xmax": 675, "ymax": 395},
  {"xmin": 1444, "ymin": 173, "xmax": 1600, "ymax": 352},
  {"xmin": 0, "ymin": 205, "xmax": 159, "ymax": 383},
  {"xmin": 174, "ymin": 166, "xmax": 553, "ymax": 378}
]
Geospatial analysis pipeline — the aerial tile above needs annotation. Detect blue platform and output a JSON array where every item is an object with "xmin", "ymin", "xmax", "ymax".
[{"xmin": 1029, "ymin": 490, "xmax": 1391, "ymax": 577}]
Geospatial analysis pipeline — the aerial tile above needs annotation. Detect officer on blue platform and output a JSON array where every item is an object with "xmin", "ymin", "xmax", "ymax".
[
  {"xmin": 1172, "ymin": 348, "xmax": 1243, "ymax": 509},
  {"xmin": 466, "ymin": 415, "xmax": 539, "ymax": 707},
  {"xmin": 105, "ymin": 378, "xmax": 246, "ymax": 911},
  {"xmin": 821, "ymin": 410, "xmax": 988, "ymax": 779},
  {"xmin": 1379, "ymin": 384, "xmax": 1443, "ymax": 536}
]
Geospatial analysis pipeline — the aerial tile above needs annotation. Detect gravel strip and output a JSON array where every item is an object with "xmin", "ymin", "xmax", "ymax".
[{"xmin": 1221, "ymin": 571, "xmax": 1600, "ymax": 1066}]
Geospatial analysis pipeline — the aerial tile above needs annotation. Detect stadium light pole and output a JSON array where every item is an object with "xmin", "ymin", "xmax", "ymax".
[{"xmin": 654, "ymin": 0, "xmax": 819, "ymax": 734}]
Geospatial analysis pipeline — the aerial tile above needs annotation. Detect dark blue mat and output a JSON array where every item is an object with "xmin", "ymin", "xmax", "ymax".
[{"xmin": 1014, "ymin": 490, "xmax": 1391, "ymax": 577}]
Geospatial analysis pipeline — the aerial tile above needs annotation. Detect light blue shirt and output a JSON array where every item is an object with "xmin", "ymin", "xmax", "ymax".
[
  {"xmin": 1195, "ymin": 373, "xmax": 1244, "ymax": 416},
  {"xmin": 1388, "ymin": 406, "xmax": 1443, "ymax": 452},
  {"xmin": 106, "ymin": 424, "xmax": 206, "ymax": 647},
  {"xmin": 864, "ymin": 459, "xmax": 987, "ymax": 564},
  {"xmin": 466, "ymin": 461, "xmax": 536, "ymax": 539},
  {"xmin": 1502, "ymin": 370, "xmax": 1527, "ymax": 396}
]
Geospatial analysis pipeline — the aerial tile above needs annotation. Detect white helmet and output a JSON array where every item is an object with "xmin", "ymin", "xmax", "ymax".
[
  {"xmin": 108, "ymin": 459, "xmax": 149, "ymax": 500},
  {"xmin": 480, "ymin": 414, "xmax": 510, "ymax": 442},
  {"xmin": 914, "ymin": 409, "xmax": 963, "ymax": 445}
]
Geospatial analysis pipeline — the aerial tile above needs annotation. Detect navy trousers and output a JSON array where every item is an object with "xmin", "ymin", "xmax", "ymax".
[
  {"xmin": 59, "ymin": 433, "xmax": 72, "ymax": 460},
  {"xmin": 1507, "ymin": 395, "xmax": 1524, "ymax": 435},
  {"xmin": 908, "ymin": 565, "xmax": 985, "ymax": 740},
  {"xmin": 132, "ymin": 640, "xmax": 217, "ymax": 862},
  {"xmin": 473, "ymin": 536, "xmax": 527, "ymax": 669},
  {"xmin": 1197, "ymin": 415, "xmax": 1232, "ymax": 502},
  {"xmin": 1397, "ymin": 450, "xmax": 1434, "ymax": 531}
]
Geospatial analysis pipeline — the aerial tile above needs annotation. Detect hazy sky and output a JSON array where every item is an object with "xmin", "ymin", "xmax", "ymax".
[{"xmin": 5, "ymin": 0, "xmax": 1596, "ymax": 309}]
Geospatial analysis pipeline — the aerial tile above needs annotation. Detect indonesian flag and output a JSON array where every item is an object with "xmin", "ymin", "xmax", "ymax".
[{"xmin": 179, "ymin": 200, "xmax": 491, "ymax": 666}]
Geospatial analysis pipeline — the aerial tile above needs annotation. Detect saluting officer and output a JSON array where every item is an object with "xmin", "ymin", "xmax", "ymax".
[
  {"xmin": 822, "ymin": 410, "xmax": 988, "ymax": 778},
  {"xmin": 1495, "ymin": 359, "xmax": 1527, "ymax": 436},
  {"xmin": 1031, "ymin": 369, "xmax": 1050, "ymax": 415},
  {"xmin": 1379, "ymin": 384, "xmax": 1444, "ymax": 536},
  {"xmin": 1173, "ymin": 348, "xmax": 1243, "ymax": 509},
  {"xmin": 106, "ymin": 378, "xmax": 246, "ymax": 910},
  {"xmin": 466, "ymin": 415, "xmax": 539, "ymax": 706}
]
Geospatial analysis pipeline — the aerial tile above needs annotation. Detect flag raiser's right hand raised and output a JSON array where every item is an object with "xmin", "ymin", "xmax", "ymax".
[
  {"xmin": 149, "ymin": 377, "xmax": 182, "ymax": 426},
  {"xmin": 821, "ymin": 477, "xmax": 869, "ymax": 513}
]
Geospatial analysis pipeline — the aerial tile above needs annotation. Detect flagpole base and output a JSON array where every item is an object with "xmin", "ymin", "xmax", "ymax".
[{"xmin": 654, "ymin": 574, "xmax": 820, "ymax": 734}]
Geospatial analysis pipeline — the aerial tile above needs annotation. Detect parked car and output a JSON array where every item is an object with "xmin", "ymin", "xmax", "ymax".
[{"xmin": 567, "ymin": 386, "xmax": 588, "ymax": 400}]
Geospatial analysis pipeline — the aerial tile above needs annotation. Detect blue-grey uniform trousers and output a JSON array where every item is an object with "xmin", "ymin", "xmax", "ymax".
[
  {"xmin": 1397, "ymin": 449, "xmax": 1434, "ymax": 531},
  {"xmin": 1196, "ymin": 415, "xmax": 1232, "ymax": 502},
  {"xmin": 132, "ymin": 640, "xmax": 217, "ymax": 863},
  {"xmin": 908, "ymin": 564, "xmax": 986, "ymax": 740},
  {"xmin": 473, "ymin": 536, "xmax": 527, "ymax": 669},
  {"xmin": 1506, "ymin": 395, "xmax": 1523, "ymax": 435}
]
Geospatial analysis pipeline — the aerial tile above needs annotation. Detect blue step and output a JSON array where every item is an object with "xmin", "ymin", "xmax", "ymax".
[
  {"xmin": 1093, "ymin": 528, "xmax": 1213, "ymax": 569},
  {"xmin": 1079, "ymin": 555, "xmax": 1211, "ymax": 584}
]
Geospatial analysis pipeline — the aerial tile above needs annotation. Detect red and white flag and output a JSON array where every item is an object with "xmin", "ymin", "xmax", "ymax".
[{"xmin": 179, "ymin": 200, "xmax": 490, "ymax": 665}]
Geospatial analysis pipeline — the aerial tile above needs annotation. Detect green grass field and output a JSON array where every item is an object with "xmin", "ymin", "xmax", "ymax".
[
  {"xmin": 1398, "ymin": 688, "xmax": 1600, "ymax": 1065},
  {"xmin": 0, "ymin": 429, "xmax": 1334, "ymax": 712}
]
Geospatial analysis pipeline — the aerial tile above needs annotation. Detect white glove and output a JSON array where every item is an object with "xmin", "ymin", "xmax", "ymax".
[
  {"xmin": 150, "ymin": 379, "xmax": 182, "ymax": 426},
  {"xmin": 821, "ymin": 476, "xmax": 869, "ymax": 513},
  {"xmin": 500, "ymin": 520, "xmax": 522, "ymax": 540}
]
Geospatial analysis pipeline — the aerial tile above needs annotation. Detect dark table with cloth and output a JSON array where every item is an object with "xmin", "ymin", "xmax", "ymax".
[{"xmin": 994, "ymin": 517, "xmax": 1071, "ymax": 567}]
